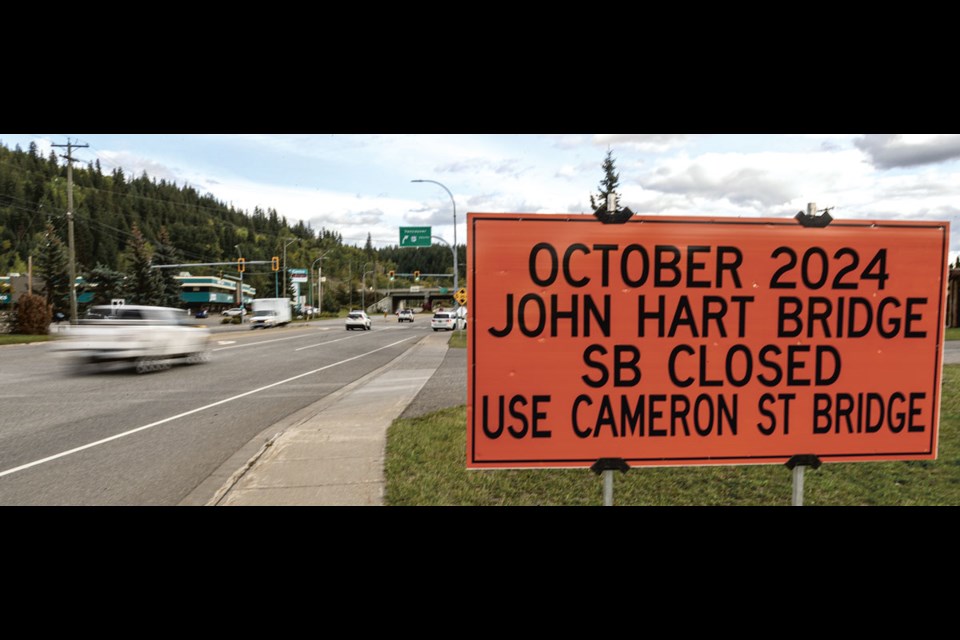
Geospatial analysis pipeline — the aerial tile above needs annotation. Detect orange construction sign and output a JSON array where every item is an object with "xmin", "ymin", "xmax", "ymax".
[{"xmin": 466, "ymin": 213, "xmax": 949, "ymax": 469}]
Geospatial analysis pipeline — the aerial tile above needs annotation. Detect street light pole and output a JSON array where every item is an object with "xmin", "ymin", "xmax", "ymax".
[
  {"xmin": 311, "ymin": 253, "xmax": 326, "ymax": 314},
  {"xmin": 412, "ymin": 179, "xmax": 458, "ymax": 292},
  {"xmin": 282, "ymin": 237, "xmax": 297, "ymax": 300},
  {"xmin": 235, "ymin": 244, "xmax": 243, "ymax": 307},
  {"xmin": 361, "ymin": 262, "xmax": 373, "ymax": 310}
]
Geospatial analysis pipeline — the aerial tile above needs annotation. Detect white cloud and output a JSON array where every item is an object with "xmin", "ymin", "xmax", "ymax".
[{"xmin": 855, "ymin": 134, "xmax": 960, "ymax": 169}]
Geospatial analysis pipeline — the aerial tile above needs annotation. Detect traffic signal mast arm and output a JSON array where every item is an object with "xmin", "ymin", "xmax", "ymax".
[
  {"xmin": 389, "ymin": 273, "xmax": 452, "ymax": 278},
  {"xmin": 150, "ymin": 261, "xmax": 274, "ymax": 269}
]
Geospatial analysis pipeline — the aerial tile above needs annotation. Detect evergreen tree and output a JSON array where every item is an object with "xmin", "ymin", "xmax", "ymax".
[
  {"xmin": 154, "ymin": 226, "xmax": 183, "ymax": 307},
  {"xmin": 36, "ymin": 221, "xmax": 71, "ymax": 315},
  {"xmin": 128, "ymin": 223, "xmax": 163, "ymax": 305},
  {"xmin": 84, "ymin": 263, "xmax": 130, "ymax": 305},
  {"xmin": 589, "ymin": 149, "xmax": 622, "ymax": 212}
]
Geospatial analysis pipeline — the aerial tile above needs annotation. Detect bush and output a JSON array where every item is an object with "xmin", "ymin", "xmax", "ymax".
[{"xmin": 13, "ymin": 294, "xmax": 52, "ymax": 335}]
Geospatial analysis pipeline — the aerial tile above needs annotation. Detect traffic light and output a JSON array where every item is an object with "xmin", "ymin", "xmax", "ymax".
[
  {"xmin": 237, "ymin": 257, "xmax": 245, "ymax": 273},
  {"xmin": 272, "ymin": 256, "xmax": 280, "ymax": 271},
  {"xmin": 414, "ymin": 270, "xmax": 420, "ymax": 281},
  {"xmin": 388, "ymin": 270, "xmax": 395, "ymax": 281}
]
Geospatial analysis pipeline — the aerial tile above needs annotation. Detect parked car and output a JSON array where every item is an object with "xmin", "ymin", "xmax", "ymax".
[
  {"xmin": 431, "ymin": 311, "xmax": 457, "ymax": 331},
  {"xmin": 398, "ymin": 309, "xmax": 414, "ymax": 323},
  {"xmin": 222, "ymin": 307, "xmax": 246, "ymax": 317},
  {"xmin": 194, "ymin": 309, "xmax": 209, "ymax": 319},
  {"xmin": 345, "ymin": 310, "xmax": 372, "ymax": 331}
]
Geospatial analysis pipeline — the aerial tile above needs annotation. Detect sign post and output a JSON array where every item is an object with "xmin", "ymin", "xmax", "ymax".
[{"xmin": 468, "ymin": 212, "xmax": 948, "ymax": 504}]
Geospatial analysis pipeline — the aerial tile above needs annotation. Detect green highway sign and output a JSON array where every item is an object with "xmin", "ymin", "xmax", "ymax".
[{"xmin": 400, "ymin": 226, "xmax": 432, "ymax": 248}]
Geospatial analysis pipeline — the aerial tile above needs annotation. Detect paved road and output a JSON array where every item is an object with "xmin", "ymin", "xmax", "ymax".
[{"xmin": 0, "ymin": 316, "xmax": 433, "ymax": 505}]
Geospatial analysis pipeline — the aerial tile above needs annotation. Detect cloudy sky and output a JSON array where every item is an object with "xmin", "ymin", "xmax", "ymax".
[{"xmin": 3, "ymin": 133, "xmax": 960, "ymax": 262}]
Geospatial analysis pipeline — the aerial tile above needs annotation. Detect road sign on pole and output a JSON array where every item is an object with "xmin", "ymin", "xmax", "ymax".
[
  {"xmin": 400, "ymin": 226, "xmax": 432, "ymax": 248},
  {"xmin": 467, "ymin": 212, "xmax": 949, "ymax": 470}
]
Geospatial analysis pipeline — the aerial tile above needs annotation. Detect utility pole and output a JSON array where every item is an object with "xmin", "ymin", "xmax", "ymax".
[{"xmin": 52, "ymin": 138, "xmax": 88, "ymax": 324}]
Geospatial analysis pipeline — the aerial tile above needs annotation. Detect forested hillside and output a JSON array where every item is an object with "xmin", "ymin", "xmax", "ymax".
[{"xmin": 0, "ymin": 141, "xmax": 464, "ymax": 315}]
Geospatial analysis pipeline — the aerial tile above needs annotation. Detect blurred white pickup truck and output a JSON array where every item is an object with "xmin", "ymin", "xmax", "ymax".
[{"xmin": 54, "ymin": 305, "xmax": 211, "ymax": 373}]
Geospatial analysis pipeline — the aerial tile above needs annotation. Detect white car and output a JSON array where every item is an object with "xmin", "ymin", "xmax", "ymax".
[
  {"xmin": 222, "ymin": 307, "xmax": 246, "ymax": 317},
  {"xmin": 54, "ymin": 305, "xmax": 211, "ymax": 373},
  {"xmin": 345, "ymin": 311, "xmax": 372, "ymax": 330},
  {"xmin": 249, "ymin": 310, "xmax": 279, "ymax": 329},
  {"xmin": 398, "ymin": 309, "xmax": 414, "ymax": 322},
  {"xmin": 431, "ymin": 311, "xmax": 457, "ymax": 331}
]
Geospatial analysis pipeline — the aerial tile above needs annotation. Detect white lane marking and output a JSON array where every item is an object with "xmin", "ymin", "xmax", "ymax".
[
  {"xmin": 212, "ymin": 331, "xmax": 332, "ymax": 351},
  {"xmin": 0, "ymin": 336, "xmax": 418, "ymax": 479},
  {"xmin": 294, "ymin": 336, "xmax": 358, "ymax": 351}
]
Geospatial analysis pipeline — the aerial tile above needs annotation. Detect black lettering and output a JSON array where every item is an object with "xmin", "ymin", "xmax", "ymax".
[
  {"xmin": 786, "ymin": 345, "xmax": 811, "ymax": 386},
  {"xmin": 518, "ymin": 294, "xmax": 545, "ymax": 337},
  {"xmin": 655, "ymin": 246, "xmax": 682, "ymax": 287},
  {"xmin": 581, "ymin": 345, "xmax": 608, "ymax": 388},
  {"xmin": 669, "ymin": 296, "xmax": 699, "ymax": 337},
  {"xmin": 905, "ymin": 298, "xmax": 927, "ymax": 338},
  {"xmin": 672, "ymin": 395, "xmax": 691, "ymax": 436},
  {"xmin": 638, "ymin": 295, "xmax": 666, "ymax": 338},
  {"xmin": 717, "ymin": 246, "xmax": 743, "ymax": 288},
  {"xmin": 847, "ymin": 298, "xmax": 872, "ymax": 337},
  {"xmin": 614, "ymin": 345, "xmax": 642, "ymax": 387},
  {"xmin": 698, "ymin": 345, "xmax": 723, "ymax": 387},
  {"xmin": 620, "ymin": 396, "xmax": 644, "ymax": 437},
  {"xmin": 593, "ymin": 244, "xmax": 618, "ymax": 287},
  {"xmin": 488, "ymin": 293, "xmax": 514, "ymax": 338},
  {"xmin": 702, "ymin": 296, "xmax": 727, "ymax": 338},
  {"xmin": 725, "ymin": 345, "xmax": 753, "ymax": 387},
  {"xmin": 816, "ymin": 346, "xmax": 841, "ymax": 385},
  {"xmin": 778, "ymin": 296, "xmax": 802, "ymax": 337},
  {"xmin": 731, "ymin": 296, "xmax": 753, "ymax": 338},
  {"xmin": 531, "ymin": 395, "xmax": 551, "ymax": 438},
  {"xmin": 550, "ymin": 294, "xmax": 578, "ymax": 337},
  {"xmin": 529, "ymin": 243, "xmax": 558, "ymax": 286},
  {"xmin": 508, "ymin": 396, "xmax": 529, "ymax": 438},
  {"xmin": 908, "ymin": 392, "xmax": 925, "ymax": 432},
  {"xmin": 621, "ymin": 244, "xmax": 650, "ymax": 287},
  {"xmin": 813, "ymin": 394, "xmax": 831, "ymax": 434},
  {"xmin": 572, "ymin": 395, "xmax": 592, "ymax": 437},
  {"xmin": 757, "ymin": 345, "xmax": 783, "ymax": 386},
  {"xmin": 877, "ymin": 298, "xmax": 902, "ymax": 338},
  {"xmin": 809, "ymin": 297, "xmax": 832, "ymax": 338},
  {"xmin": 562, "ymin": 244, "xmax": 590, "ymax": 288},
  {"xmin": 668, "ymin": 344, "xmax": 695, "ymax": 387},
  {"xmin": 758, "ymin": 393, "xmax": 775, "ymax": 435},
  {"xmin": 583, "ymin": 295, "xmax": 611, "ymax": 337},
  {"xmin": 888, "ymin": 392, "xmax": 906, "ymax": 433},
  {"xmin": 648, "ymin": 395, "xmax": 667, "ymax": 436},
  {"xmin": 594, "ymin": 396, "xmax": 617, "ymax": 438},
  {"xmin": 482, "ymin": 395, "xmax": 504, "ymax": 438},
  {"xmin": 686, "ymin": 246, "xmax": 711, "ymax": 288}
]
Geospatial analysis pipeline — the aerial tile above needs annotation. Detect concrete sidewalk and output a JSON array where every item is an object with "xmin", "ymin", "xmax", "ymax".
[{"xmin": 207, "ymin": 330, "xmax": 455, "ymax": 506}]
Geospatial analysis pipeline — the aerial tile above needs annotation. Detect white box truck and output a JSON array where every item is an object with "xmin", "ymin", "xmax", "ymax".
[{"xmin": 250, "ymin": 298, "xmax": 292, "ymax": 329}]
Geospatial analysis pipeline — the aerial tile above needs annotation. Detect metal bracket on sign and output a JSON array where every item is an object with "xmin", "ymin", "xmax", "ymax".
[{"xmin": 591, "ymin": 458, "xmax": 630, "ymax": 506}]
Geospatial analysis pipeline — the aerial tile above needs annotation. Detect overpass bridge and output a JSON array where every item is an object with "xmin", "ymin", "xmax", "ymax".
[{"xmin": 365, "ymin": 287, "xmax": 459, "ymax": 313}]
